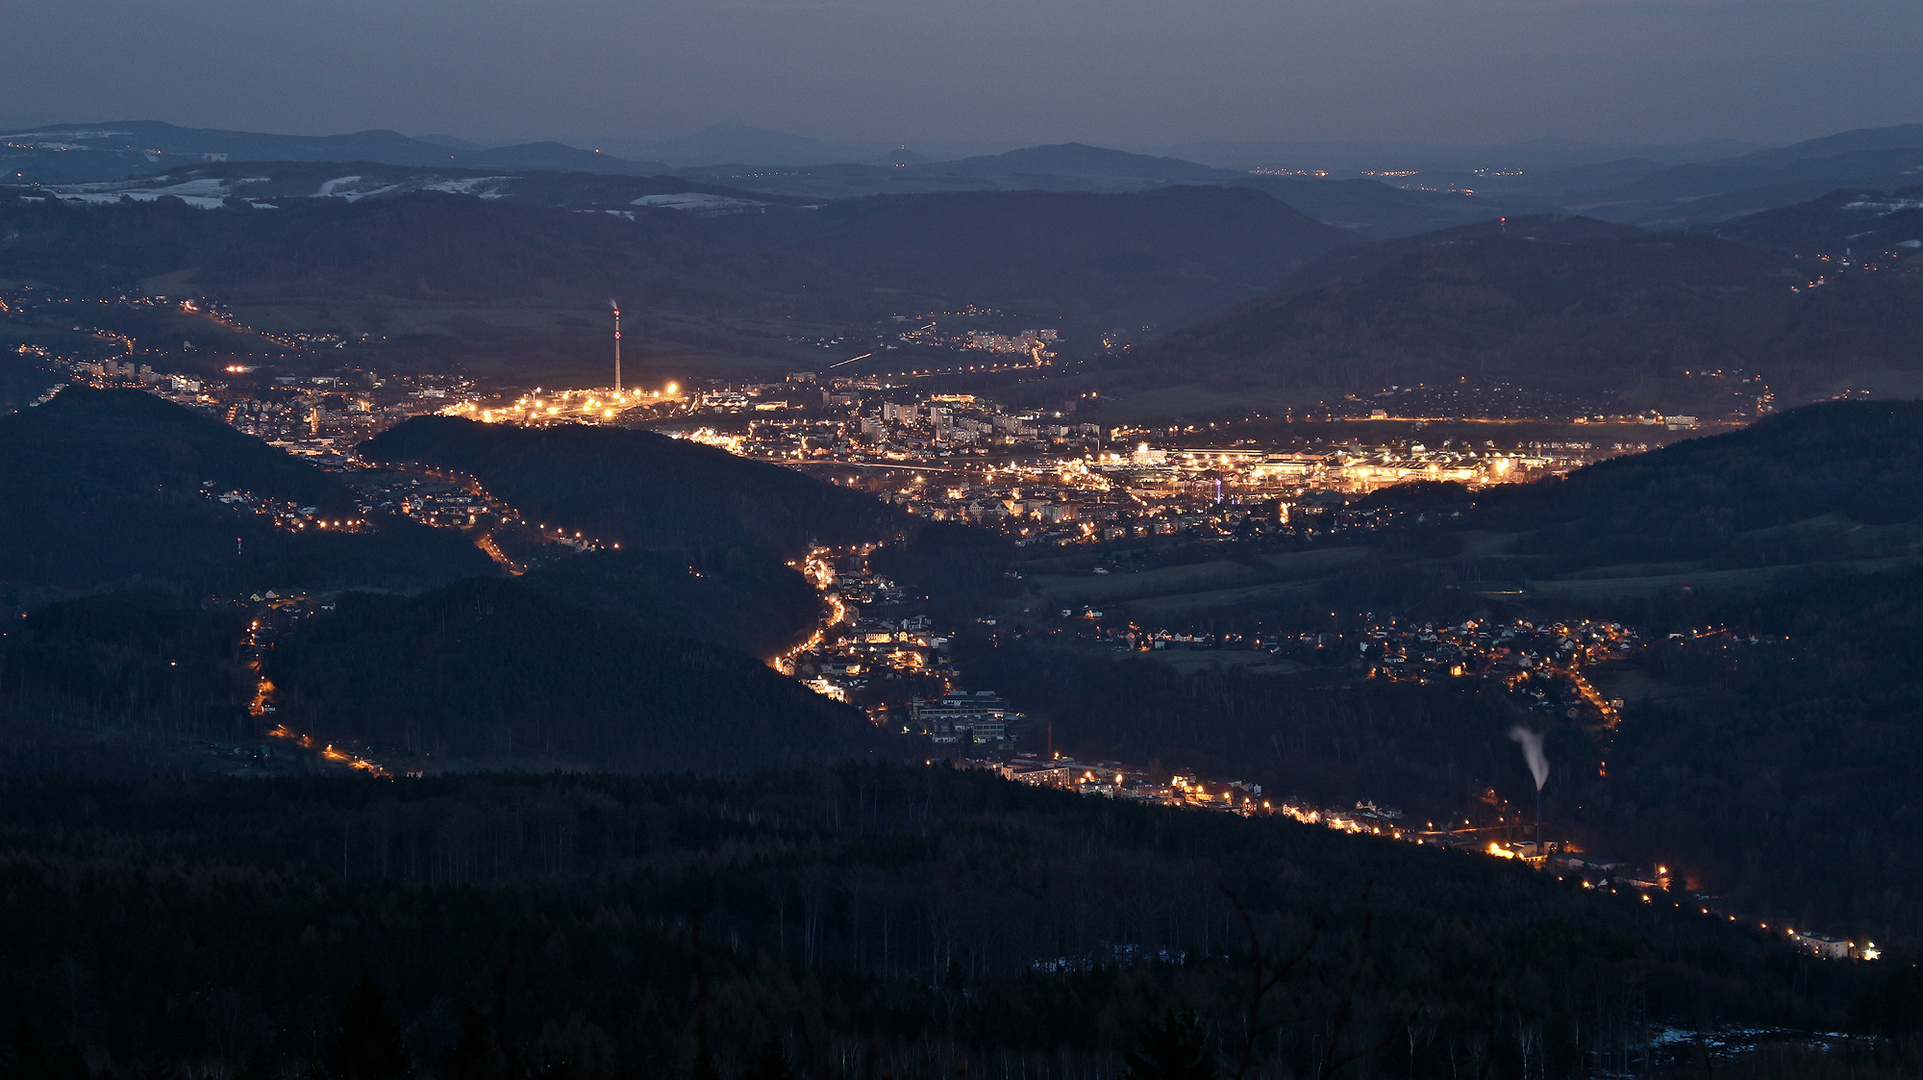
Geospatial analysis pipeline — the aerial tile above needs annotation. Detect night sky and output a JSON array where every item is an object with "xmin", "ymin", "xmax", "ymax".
[{"xmin": 5, "ymin": 0, "xmax": 1921, "ymax": 156}]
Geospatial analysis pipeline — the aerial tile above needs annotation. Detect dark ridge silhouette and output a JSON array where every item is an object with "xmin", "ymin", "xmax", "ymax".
[
  {"xmin": 0, "ymin": 767, "xmax": 1876, "ymax": 1080},
  {"xmin": 1108, "ymin": 215, "xmax": 1923, "ymax": 400},
  {"xmin": 266, "ymin": 576, "xmax": 898, "ymax": 770},
  {"xmin": 360, "ymin": 416, "xmax": 905, "ymax": 559},
  {"xmin": 0, "ymin": 387, "xmax": 490, "ymax": 595},
  {"xmin": 522, "ymin": 545, "xmax": 820, "ymax": 660}
]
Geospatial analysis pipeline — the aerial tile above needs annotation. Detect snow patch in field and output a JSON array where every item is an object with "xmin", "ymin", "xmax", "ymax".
[
  {"xmin": 630, "ymin": 191, "xmax": 763, "ymax": 216},
  {"xmin": 1841, "ymin": 197, "xmax": 1923, "ymax": 213},
  {"xmin": 424, "ymin": 176, "xmax": 513, "ymax": 198},
  {"xmin": 44, "ymin": 175, "xmax": 237, "ymax": 209},
  {"xmin": 10, "ymin": 129, "xmax": 133, "ymax": 141}
]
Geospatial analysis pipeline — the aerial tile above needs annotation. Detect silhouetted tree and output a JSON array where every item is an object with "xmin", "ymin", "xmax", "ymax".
[
  {"xmin": 321, "ymin": 977, "xmax": 413, "ymax": 1080},
  {"xmin": 1123, "ymin": 1010, "xmax": 1216, "ymax": 1080},
  {"xmin": 740, "ymin": 1038, "xmax": 795, "ymax": 1080},
  {"xmin": 443, "ymin": 1008, "xmax": 515, "ymax": 1080},
  {"xmin": 0, "ymin": 1020, "xmax": 87, "ymax": 1080},
  {"xmin": 237, "ymin": 1044, "xmax": 278, "ymax": 1080},
  {"xmin": 133, "ymin": 1059, "xmax": 179, "ymax": 1080}
]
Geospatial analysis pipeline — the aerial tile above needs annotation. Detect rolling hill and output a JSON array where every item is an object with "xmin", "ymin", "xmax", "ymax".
[
  {"xmin": 712, "ymin": 184, "xmax": 1348, "ymax": 327},
  {"xmin": 264, "ymin": 576, "xmax": 896, "ymax": 770},
  {"xmin": 1106, "ymin": 214, "xmax": 1923, "ymax": 408},
  {"xmin": 0, "ymin": 765, "xmax": 1870, "ymax": 1080},
  {"xmin": 0, "ymin": 120, "xmax": 672, "ymax": 184},
  {"xmin": 359, "ymin": 415, "xmax": 905, "ymax": 559},
  {"xmin": 0, "ymin": 387, "xmax": 490, "ymax": 601},
  {"xmin": 521, "ymin": 545, "xmax": 821, "ymax": 660},
  {"xmin": 1711, "ymin": 186, "xmax": 1923, "ymax": 257},
  {"xmin": 2, "ymin": 177, "xmax": 1361, "ymax": 381},
  {"xmin": 1572, "ymin": 130, "xmax": 1923, "ymax": 226}
]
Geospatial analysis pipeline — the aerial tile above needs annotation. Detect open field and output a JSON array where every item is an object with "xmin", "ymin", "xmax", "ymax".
[
  {"xmin": 1524, "ymin": 555, "xmax": 1923, "ymax": 602},
  {"xmin": 1031, "ymin": 558, "xmax": 1266, "ymax": 605},
  {"xmin": 1134, "ymin": 648, "xmax": 1309, "ymax": 675},
  {"xmin": 1258, "ymin": 545, "xmax": 1373, "ymax": 577},
  {"xmin": 1123, "ymin": 577, "xmax": 1324, "ymax": 620}
]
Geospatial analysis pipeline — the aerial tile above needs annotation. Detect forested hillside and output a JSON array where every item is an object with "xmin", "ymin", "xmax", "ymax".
[
  {"xmin": 0, "ymin": 767, "xmax": 1885, "ymax": 1080},
  {"xmin": 709, "ymin": 186, "xmax": 1346, "ymax": 326},
  {"xmin": 1711, "ymin": 186, "xmax": 1923, "ymax": 254},
  {"xmin": 0, "ymin": 190, "xmax": 852, "ymax": 315},
  {"xmin": 0, "ymin": 182, "xmax": 1352, "ymax": 378},
  {"xmin": 265, "ymin": 578, "xmax": 892, "ymax": 771},
  {"xmin": 1106, "ymin": 215, "xmax": 1923, "ymax": 403},
  {"xmin": 1471, "ymin": 400, "xmax": 1923, "ymax": 570},
  {"xmin": 522, "ymin": 546, "xmax": 820, "ymax": 660},
  {"xmin": 360, "ymin": 416, "xmax": 904, "ymax": 558},
  {"xmin": 0, "ymin": 589, "xmax": 255, "ymax": 771},
  {"xmin": 1596, "ymin": 568, "xmax": 1923, "ymax": 938},
  {"xmin": 0, "ymin": 388, "xmax": 490, "ymax": 600}
]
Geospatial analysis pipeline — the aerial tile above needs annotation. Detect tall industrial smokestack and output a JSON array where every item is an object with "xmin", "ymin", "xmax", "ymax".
[
  {"xmin": 609, "ymin": 298, "xmax": 622, "ymax": 393},
  {"xmin": 1510, "ymin": 726, "xmax": 1549, "ymax": 857}
]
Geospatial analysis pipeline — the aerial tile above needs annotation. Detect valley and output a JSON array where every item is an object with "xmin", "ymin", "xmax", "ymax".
[{"xmin": 6, "ymin": 117, "xmax": 1923, "ymax": 1080}]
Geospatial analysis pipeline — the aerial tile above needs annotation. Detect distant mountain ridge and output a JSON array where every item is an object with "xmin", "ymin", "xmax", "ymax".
[
  {"xmin": 13, "ymin": 118, "xmax": 1923, "ymax": 234},
  {"xmin": 0, "ymin": 176, "xmax": 1354, "ymax": 357},
  {"xmin": 1710, "ymin": 186, "xmax": 1923, "ymax": 254},
  {"xmin": 0, "ymin": 121, "xmax": 670, "ymax": 185},
  {"xmin": 635, "ymin": 120, "xmax": 882, "ymax": 168},
  {"xmin": 1110, "ymin": 213, "xmax": 1923, "ymax": 405}
]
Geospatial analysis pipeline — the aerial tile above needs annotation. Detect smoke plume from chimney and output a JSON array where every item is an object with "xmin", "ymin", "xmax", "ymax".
[{"xmin": 1510, "ymin": 726, "xmax": 1549, "ymax": 791}]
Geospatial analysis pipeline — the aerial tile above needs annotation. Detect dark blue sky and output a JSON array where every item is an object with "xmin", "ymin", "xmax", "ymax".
[{"xmin": 6, "ymin": 0, "xmax": 1920, "ymax": 153}]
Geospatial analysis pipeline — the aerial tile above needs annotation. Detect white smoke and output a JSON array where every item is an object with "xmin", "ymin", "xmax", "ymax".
[
  {"xmin": 608, "ymin": 297, "xmax": 620, "ymax": 311},
  {"xmin": 1509, "ymin": 726, "xmax": 1549, "ymax": 791}
]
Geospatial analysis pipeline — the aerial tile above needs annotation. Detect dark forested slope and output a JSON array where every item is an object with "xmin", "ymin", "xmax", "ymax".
[
  {"xmin": 522, "ymin": 545, "xmax": 820, "ymax": 660},
  {"xmin": 1468, "ymin": 399, "xmax": 1923, "ymax": 571},
  {"xmin": 1, "ymin": 182, "xmax": 1350, "ymax": 346},
  {"xmin": 0, "ymin": 767, "xmax": 1880, "ymax": 1080},
  {"xmin": 0, "ymin": 589, "xmax": 255, "ymax": 760},
  {"xmin": 0, "ymin": 189, "xmax": 855, "ymax": 315},
  {"xmin": 1711, "ymin": 186, "xmax": 1923, "ymax": 255},
  {"xmin": 0, "ymin": 388, "xmax": 489, "ymax": 598},
  {"xmin": 360, "ymin": 416, "xmax": 904, "ymax": 558},
  {"xmin": 1596, "ymin": 567, "xmax": 1923, "ymax": 940},
  {"xmin": 1109, "ymin": 215, "xmax": 1923, "ymax": 400},
  {"xmin": 265, "ymin": 577, "xmax": 890, "ymax": 771},
  {"xmin": 710, "ymin": 185, "xmax": 1348, "ymax": 326}
]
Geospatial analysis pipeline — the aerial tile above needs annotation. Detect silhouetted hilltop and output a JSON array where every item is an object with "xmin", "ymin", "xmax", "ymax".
[
  {"xmin": 936, "ymin": 142, "xmax": 1233, "ymax": 181},
  {"xmin": 717, "ymin": 185, "xmax": 1348, "ymax": 325},
  {"xmin": 0, "ymin": 189, "xmax": 854, "ymax": 313},
  {"xmin": 0, "ymin": 387, "xmax": 489, "ymax": 597},
  {"xmin": 1111, "ymin": 215, "xmax": 1923, "ymax": 401},
  {"xmin": 1472, "ymin": 400, "xmax": 1923, "ymax": 570},
  {"xmin": 360, "ymin": 416, "xmax": 904, "ymax": 559},
  {"xmin": 1231, "ymin": 174, "xmax": 1502, "ymax": 239},
  {"xmin": 1712, "ymin": 186, "xmax": 1923, "ymax": 255},
  {"xmin": 0, "ymin": 121, "xmax": 675, "ymax": 184},
  {"xmin": 523, "ymin": 546, "xmax": 820, "ymax": 660},
  {"xmin": 0, "ymin": 589, "xmax": 253, "ymax": 758},
  {"xmin": 267, "ymin": 577, "xmax": 894, "ymax": 770},
  {"xmin": 1576, "ymin": 138, "xmax": 1923, "ymax": 225}
]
